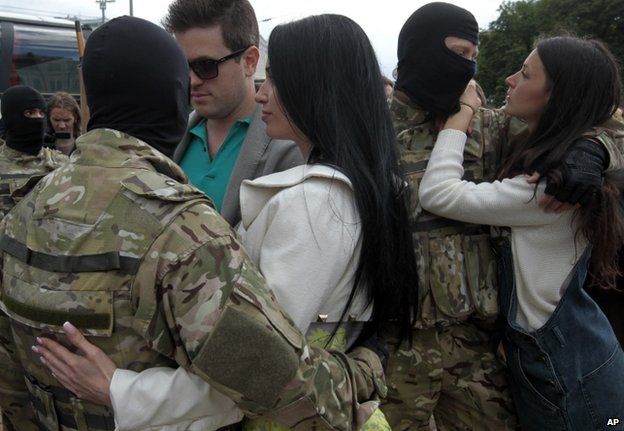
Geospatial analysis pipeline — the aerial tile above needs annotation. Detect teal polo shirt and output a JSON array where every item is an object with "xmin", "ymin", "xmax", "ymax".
[{"xmin": 179, "ymin": 117, "xmax": 252, "ymax": 211}]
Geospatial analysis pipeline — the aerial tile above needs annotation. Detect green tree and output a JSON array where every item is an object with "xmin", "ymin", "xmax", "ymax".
[{"xmin": 477, "ymin": 0, "xmax": 624, "ymax": 106}]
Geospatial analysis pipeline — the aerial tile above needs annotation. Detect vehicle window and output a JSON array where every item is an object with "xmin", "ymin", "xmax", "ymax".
[{"xmin": 11, "ymin": 23, "xmax": 79, "ymax": 95}]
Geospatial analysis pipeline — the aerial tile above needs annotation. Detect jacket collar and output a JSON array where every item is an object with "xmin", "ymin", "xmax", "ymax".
[{"xmin": 240, "ymin": 164, "xmax": 352, "ymax": 229}]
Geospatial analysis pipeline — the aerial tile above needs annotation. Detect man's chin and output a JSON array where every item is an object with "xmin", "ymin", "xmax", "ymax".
[{"xmin": 192, "ymin": 103, "xmax": 218, "ymax": 119}]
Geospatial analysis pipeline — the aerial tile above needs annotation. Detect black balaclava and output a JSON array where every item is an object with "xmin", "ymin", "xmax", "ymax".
[
  {"xmin": 82, "ymin": 16, "xmax": 190, "ymax": 157},
  {"xmin": 396, "ymin": 2, "xmax": 479, "ymax": 117},
  {"xmin": 1, "ymin": 85, "xmax": 45, "ymax": 155}
]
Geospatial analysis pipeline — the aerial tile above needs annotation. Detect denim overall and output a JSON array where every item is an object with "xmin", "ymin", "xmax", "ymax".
[{"xmin": 498, "ymin": 239, "xmax": 624, "ymax": 430}]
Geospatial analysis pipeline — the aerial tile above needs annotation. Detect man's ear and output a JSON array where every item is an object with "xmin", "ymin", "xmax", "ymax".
[{"xmin": 243, "ymin": 46, "xmax": 260, "ymax": 77}]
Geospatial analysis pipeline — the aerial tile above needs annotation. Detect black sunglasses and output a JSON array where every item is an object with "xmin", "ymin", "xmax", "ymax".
[{"xmin": 188, "ymin": 46, "xmax": 250, "ymax": 80}]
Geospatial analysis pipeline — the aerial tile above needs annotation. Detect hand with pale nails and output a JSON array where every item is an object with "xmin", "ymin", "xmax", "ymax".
[{"xmin": 32, "ymin": 321, "xmax": 116, "ymax": 407}]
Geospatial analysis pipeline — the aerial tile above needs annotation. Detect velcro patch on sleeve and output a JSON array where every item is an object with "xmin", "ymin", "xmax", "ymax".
[{"xmin": 191, "ymin": 303, "xmax": 299, "ymax": 409}]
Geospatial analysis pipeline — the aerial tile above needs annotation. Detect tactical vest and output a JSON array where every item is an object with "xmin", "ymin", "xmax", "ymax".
[
  {"xmin": 395, "ymin": 106, "xmax": 515, "ymax": 328},
  {"xmin": 0, "ymin": 169, "xmax": 210, "ymax": 431}
]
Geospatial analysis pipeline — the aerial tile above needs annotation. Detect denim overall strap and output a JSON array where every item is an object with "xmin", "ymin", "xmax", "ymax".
[{"xmin": 498, "ymin": 239, "xmax": 624, "ymax": 431}]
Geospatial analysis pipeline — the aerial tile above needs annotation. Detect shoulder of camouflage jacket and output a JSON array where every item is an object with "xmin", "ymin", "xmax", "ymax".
[
  {"xmin": 0, "ymin": 144, "xmax": 67, "ymax": 173},
  {"xmin": 0, "ymin": 145, "xmax": 67, "ymax": 206},
  {"xmin": 583, "ymin": 112, "xmax": 624, "ymax": 170},
  {"xmin": 74, "ymin": 128, "xmax": 188, "ymax": 183}
]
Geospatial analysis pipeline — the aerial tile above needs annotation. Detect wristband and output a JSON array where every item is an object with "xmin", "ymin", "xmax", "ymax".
[{"xmin": 459, "ymin": 101, "xmax": 476, "ymax": 115}]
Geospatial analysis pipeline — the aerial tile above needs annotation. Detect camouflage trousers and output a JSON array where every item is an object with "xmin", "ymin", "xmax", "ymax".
[{"xmin": 381, "ymin": 322, "xmax": 519, "ymax": 431}]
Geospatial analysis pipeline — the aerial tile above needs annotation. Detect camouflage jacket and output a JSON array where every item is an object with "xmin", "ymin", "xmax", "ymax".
[
  {"xmin": 392, "ymin": 96, "xmax": 522, "ymax": 328},
  {"xmin": 0, "ymin": 129, "xmax": 385, "ymax": 431},
  {"xmin": 0, "ymin": 143, "xmax": 67, "ymax": 219}
]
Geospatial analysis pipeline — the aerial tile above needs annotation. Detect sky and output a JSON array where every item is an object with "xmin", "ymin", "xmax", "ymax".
[{"xmin": 0, "ymin": 0, "xmax": 508, "ymax": 77}]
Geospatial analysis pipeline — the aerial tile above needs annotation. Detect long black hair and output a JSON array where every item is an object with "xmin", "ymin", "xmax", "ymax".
[
  {"xmin": 500, "ymin": 36, "xmax": 624, "ymax": 289},
  {"xmin": 268, "ymin": 14, "xmax": 418, "ymax": 342}
]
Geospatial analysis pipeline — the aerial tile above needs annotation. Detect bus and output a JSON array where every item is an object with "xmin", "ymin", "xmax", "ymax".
[{"xmin": 0, "ymin": 12, "xmax": 90, "ymax": 99}]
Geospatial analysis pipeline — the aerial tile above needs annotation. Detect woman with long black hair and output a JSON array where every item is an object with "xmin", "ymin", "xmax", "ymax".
[{"xmin": 251, "ymin": 13, "xmax": 417, "ymax": 343}]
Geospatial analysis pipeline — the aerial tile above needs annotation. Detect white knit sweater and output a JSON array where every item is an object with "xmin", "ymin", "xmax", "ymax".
[{"xmin": 419, "ymin": 129, "xmax": 588, "ymax": 331}]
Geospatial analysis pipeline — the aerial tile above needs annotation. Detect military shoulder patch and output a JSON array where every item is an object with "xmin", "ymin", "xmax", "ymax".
[{"xmin": 121, "ymin": 171, "xmax": 208, "ymax": 203}]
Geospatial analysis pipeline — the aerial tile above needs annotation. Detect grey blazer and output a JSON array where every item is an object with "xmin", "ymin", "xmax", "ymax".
[{"xmin": 173, "ymin": 104, "xmax": 304, "ymax": 226}]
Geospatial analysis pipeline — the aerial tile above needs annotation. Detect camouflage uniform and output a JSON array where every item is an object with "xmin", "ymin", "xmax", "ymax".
[
  {"xmin": 0, "ymin": 129, "xmax": 386, "ymax": 431},
  {"xmin": 381, "ymin": 97, "xmax": 520, "ymax": 431},
  {"xmin": 0, "ymin": 143, "xmax": 67, "ymax": 220}
]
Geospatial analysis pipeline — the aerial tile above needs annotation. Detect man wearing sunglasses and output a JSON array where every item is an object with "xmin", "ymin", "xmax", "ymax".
[{"xmin": 167, "ymin": 0, "xmax": 303, "ymax": 226}]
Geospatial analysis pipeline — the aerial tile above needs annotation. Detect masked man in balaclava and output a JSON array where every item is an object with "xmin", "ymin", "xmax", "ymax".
[
  {"xmin": 0, "ymin": 16, "xmax": 386, "ymax": 431},
  {"xmin": 0, "ymin": 85, "xmax": 67, "ymax": 220},
  {"xmin": 381, "ymin": 2, "xmax": 624, "ymax": 430}
]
